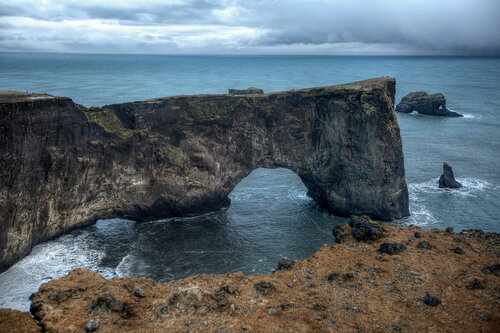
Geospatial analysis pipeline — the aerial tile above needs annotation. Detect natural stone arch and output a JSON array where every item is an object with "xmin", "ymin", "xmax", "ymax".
[{"xmin": 0, "ymin": 77, "xmax": 409, "ymax": 272}]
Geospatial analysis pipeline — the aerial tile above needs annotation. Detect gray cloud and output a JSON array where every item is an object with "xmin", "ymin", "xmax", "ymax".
[{"xmin": 0, "ymin": 0, "xmax": 499, "ymax": 54}]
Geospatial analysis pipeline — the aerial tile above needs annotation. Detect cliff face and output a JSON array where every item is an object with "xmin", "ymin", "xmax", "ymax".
[{"xmin": 0, "ymin": 78, "xmax": 409, "ymax": 272}]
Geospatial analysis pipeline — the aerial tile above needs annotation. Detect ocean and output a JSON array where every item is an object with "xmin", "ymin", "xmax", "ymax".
[{"xmin": 1, "ymin": 54, "xmax": 499, "ymax": 310}]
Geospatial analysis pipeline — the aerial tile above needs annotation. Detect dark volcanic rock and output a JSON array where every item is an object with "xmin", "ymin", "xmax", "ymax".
[
  {"xmin": 424, "ymin": 294, "xmax": 441, "ymax": 306},
  {"xmin": 276, "ymin": 259, "xmax": 297, "ymax": 271},
  {"xmin": 228, "ymin": 87, "xmax": 264, "ymax": 95},
  {"xmin": 349, "ymin": 216, "xmax": 384, "ymax": 241},
  {"xmin": 0, "ymin": 78, "xmax": 409, "ymax": 272},
  {"xmin": 438, "ymin": 163, "xmax": 462, "ymax": 188},
  {"xmin": 417, "ymin": 241, "xmax": 431, "ymax": 249},
  {"xmin": 396, "ymin": 91, "xmax": 463, "ymax": 117},
  {"xmin": 378, "ymin": 243, "xmax": 407, "ymax": 255}
]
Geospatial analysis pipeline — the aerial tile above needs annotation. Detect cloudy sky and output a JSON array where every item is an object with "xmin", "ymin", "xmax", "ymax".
[{"xmin": 1, "ymin": 0, "xmax": 499, "ymax": 55}]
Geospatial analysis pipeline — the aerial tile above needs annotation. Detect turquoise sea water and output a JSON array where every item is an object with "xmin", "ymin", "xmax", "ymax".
[{"xmin": 1, "ymin": 54, "xmax": 499, "ymax": 310}]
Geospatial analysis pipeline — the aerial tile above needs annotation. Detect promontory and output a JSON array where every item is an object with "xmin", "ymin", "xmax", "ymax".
[{"xmin": 0, "ymin": 77, "xmax": 409, "ymax": 272}]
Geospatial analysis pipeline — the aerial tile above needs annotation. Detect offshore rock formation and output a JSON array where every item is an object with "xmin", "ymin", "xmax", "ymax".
[
  {"xmin": 0, "ymin": 78, "xmax": 409, "ymax": 272},
  {"xmin": 396, "ymin": 91, "xmax": 463, "ymax": 117},
  {"xmin": 439, "ymin": 162, "xmax": 462, "ymax": 188},
  {"xmin": 2, "ymin": 223, "xmax": 499, "ymax": 332}
]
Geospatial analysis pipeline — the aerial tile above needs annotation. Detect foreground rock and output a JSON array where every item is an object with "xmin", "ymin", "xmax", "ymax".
[
  {"xmin": 396, "ymin": 91, "xmax": 463, "ymax": 117},
  {"xmin": 439, "ymin": 162, "xmax": 463, "ymax": 188},
  {"xmin": 0, "ymin": 78, "xmax": 409, "ymax": 272},
  {"xmin": 2, "ymin": 223, "xmax": 498, "ymax": 332}
]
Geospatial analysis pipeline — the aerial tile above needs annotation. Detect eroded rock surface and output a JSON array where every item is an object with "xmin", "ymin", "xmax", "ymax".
[
  {"xmin": 0, "ymin": 78, "xmax": 409, "ymax": 272},
  {"xmin": 1, "ymin": 223, "xmax": 497, "ymax": 332},
  {"xmin": 396, "ymin": 91, "xmax": 463, "ymax": 117}
]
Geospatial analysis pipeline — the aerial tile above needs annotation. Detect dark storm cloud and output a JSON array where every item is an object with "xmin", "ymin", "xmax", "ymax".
[{"xmin": 0, "ymin": 0, "xmax": 499, "ymax": 54}]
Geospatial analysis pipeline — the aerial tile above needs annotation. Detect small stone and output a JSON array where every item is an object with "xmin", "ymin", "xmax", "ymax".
[
  {"xmin": 454, "ymin": 247, "xmax": 464, "ymax": 254},
  {"xmin": 414, "ymin": 232, "xmax": 421, "ymax": 238},
  {"xmin": 305, "ymin": 275, "xmax": 311, "ymax": 279},
  {"xmin": 85, "ymin": 319, "xmax": 98, "ymax": 332},
  {"xmin": 424, "ymin": 294, "xmax": 441, "ymax": 306},
  {"xmin": 385, "ymin": 281, "xmax": 392, "ymax": 285},
  {"xmin": 307, "ymin": 269, "xmax": 314, "ymax": 275},
  {"xmin": 286, "ymin": 282, "xmax": 292, "ymax": 287},
  {"xmin": 417, "ymin": 241, "xmax": 431, "ymax": 249},
  {"xmin": 134, "ymin": 288, "xmax": 146, "ymax": 297},
  {"xmin": 327, "ymin": 273, "xmax": 339, "ymax": 281},
  {"xmin": 268, "ymin": 308, "xmax": 277, "ymax": 316},
  {"xmin": 445, "ymin": 227, "xmax": 454, "ymax": 233},
  {"xmin": 466, "ymin": 278, "xmax": 485, "ymax": 290}
]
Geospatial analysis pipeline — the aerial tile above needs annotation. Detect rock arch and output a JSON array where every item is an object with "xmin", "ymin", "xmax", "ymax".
[{"xmin": 0, "ymin": 77, "xmax": 409, "ymax": 272}]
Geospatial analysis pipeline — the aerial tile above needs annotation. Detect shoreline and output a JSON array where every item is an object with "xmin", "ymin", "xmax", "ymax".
[{"xmin": 1, "ymin": 221, "xmax": 498, "ymax": 332}]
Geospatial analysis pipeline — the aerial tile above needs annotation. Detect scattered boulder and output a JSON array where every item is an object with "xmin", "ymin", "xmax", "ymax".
[
  {"xmin": 333, "ymin": 216, "xmax": 384, "ymax": 243},
  {"xmin": 89, "ymin": 293, "xmax": 126, "ymax": 315},
  {"xmin": 466, "ymin": 278, "xmax": 485, "ymax": 290},
  {"xmin": 417, "ymin": 241, "xmax": 431, "ymax": 249},
  {"xmin": 424, "ymin": 294, "xmax": 441, "ymax": 306},
  {"xmin": 276, "ymin": 259, "xmax": 297, "ymax": 271},
  {"xmin": 438, "ymin": 163, "xmax": 462, "ymax": 188},
  {"xmin": 482, "ymin": 263, "xmax": 500, "ymax": 276},
  {"xmin": 378, "ymin": 243, "xmax": 407, "ymax": 255},
  {"xmin": 84, "ymin": 319, "xmax": 99, "ymax": 332},
  {"xmin": 228, "ymin": 87, "xmax": 264, "ymax": 95},
  {"xmin": 454, "ymin": 247, "xmax": 465, "ymax": 254},
  {"xmin": 350, "ymin": 216, "xmax": 384, "ymax": 241},
  {"xmin": 254, "ymin": 282, "xmax": 275, "ymax": 296},
  {"xmin": 414, "ymin": 232, "xmax": 421, "ymax": 239},
  {"xmin": 445, "ymin": 227, "xmax": 454, "ymax": 233},
  {"xmin": 134, "ymin": 288, "xmax": 146, "ymax": 297},
  {"xmin": 396, "ymin": 91, "xmax": 463, "ymax": 117}
]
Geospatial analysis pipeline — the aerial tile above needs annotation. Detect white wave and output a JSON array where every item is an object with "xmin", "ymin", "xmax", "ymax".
[
  {"xmin": 0, "ymin": 232, "xmax": 107, "ymax": 311},
  {"xmin": 407, "ymin": 201, "xmax": 439, "ymax": 227},
  {"xmin": 461, "ymin": 113, "xmax": 478, "ymax": 119},
  {"xmin": 287, "ymin": 189, "xmax": 310, "ymax": 201},
  {"xmin": 115, "ymin": 254, "xmax": 135, "ymax": 278},
  {"xmin": 409, "ymin": 177, "xmax": 491, "ymax": 198}
]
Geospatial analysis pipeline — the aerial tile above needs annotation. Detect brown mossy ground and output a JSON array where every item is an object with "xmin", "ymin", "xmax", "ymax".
[{"xmin": 1, "ymin": 223, "xmax": 498, "ymax": 332}]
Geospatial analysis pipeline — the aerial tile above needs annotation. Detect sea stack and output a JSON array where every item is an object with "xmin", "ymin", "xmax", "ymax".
[
  {"xmin": 396, "ymin": 91, "xmax": 463, "ymax": 117},
  {"xmin": 438, "ymin": 163, "xmax": 462, "ymax": 188}
]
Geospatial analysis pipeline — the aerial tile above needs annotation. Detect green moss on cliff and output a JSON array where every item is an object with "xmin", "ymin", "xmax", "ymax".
[
  {"xmin": 157, "ymin": 144, "xmax": 184, "ymax": 167},
  {"xmin": 83, "ymin": 109, "xmax": 134, "ymax": 140}
]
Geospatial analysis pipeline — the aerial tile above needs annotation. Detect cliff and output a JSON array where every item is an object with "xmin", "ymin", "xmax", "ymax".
[
  {"xmin": 0, "ymin": 78, "xmax": 409, "ymax": 272},
  {"xmin": 1, "ymin": 222, "xmax": 498, "ymax": 332}
]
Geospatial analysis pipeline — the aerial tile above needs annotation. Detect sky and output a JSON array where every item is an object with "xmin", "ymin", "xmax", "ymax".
[{"xmin": 1, "ymin": 0, "xmax": 499, "ymax": 55}]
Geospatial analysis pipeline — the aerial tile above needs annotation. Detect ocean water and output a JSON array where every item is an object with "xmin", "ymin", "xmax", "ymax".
[{"xmin": 1, "ymin": 54, "xmax": 499, "ymax": 311}]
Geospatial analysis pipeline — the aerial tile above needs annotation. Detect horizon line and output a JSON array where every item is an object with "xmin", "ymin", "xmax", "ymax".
[{"xmin": 1, "ymin": 51, "xmax": 500, "ymax": 57}]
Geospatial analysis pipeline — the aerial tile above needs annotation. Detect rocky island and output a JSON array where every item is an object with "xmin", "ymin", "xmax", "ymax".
[
  {"xmin": 396, "ymin": 92, "xmax": 463, "ymax": 117},
  {"xmin": 0, "ymin": 77, "xmax": 409, "ymax": 273},
  {"xmin": 0, "ymin": 220, "xmax": 498, "ymax": 332}
]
